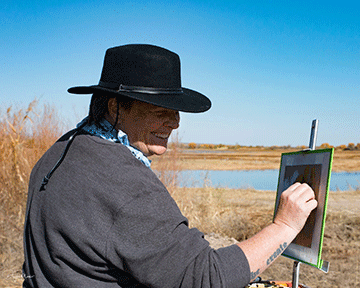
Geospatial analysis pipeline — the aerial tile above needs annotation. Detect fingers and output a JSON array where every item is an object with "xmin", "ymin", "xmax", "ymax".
[
  {"xmin": 286, "ymin": 182, "xmax": 302, "ymax": 192},
  {"xmin": 274, "ymin": 182, "xmax": 318, "ymax": 233},
  {"xmin": 306, "ymin": 198, "xmax": 318, "ymax": 211},
  {"xmin": 284, "ymin": 183, "xmax": 316, "ymax": 204},
  {"xmin": 290, "ymin": 183, "xmax": 318, "ymax": 213}
]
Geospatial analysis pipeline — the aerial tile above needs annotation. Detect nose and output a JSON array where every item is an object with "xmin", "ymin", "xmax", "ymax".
[{"xmin": 165, "ymin": 112, "xmax": 180, "ymax": 129}]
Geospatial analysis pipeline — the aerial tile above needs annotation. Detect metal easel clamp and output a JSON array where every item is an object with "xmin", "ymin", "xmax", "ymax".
[{"xmin": 319, "ymin": 260, "xmax": 330, "ymax": 273}]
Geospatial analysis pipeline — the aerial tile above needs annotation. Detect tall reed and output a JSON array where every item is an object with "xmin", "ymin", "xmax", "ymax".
[
  {"xmin": 0, "ymin": 99, "xmax": 64, "ymax": 286},
  {"xmin": 152, "ymin": 131, "xmax": 182, "ymax": 192}
]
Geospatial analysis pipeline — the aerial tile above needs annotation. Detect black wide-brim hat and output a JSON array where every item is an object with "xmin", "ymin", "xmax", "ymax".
[{"xmin": 68, "ymin": 44, "xmax": 211, "ymax": 113}]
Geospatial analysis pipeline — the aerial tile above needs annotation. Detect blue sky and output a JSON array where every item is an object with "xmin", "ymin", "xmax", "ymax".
[{"xmin": 1, "ymin": 0, "xmax": 359, "ymax": 146}]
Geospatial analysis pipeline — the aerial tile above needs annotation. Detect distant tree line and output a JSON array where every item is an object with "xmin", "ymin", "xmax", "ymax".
[
  {"xmin": 184, "ymin": 142, "xmax": 360, "ymax": 151},
  {"xmin": 318, "ymin": 143, "xmax": 360, "ymax": 151}
]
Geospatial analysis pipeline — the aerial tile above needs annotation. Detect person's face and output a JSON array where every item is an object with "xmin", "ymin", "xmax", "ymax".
[{"xmin": 108, "ymin": 99, "xmax": 180, "ymax": 156}]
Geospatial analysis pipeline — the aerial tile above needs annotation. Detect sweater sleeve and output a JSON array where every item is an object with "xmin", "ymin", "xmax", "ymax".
[
  {"xmin": 180, "ymin": 244, "xmax": 250, "ymax": 288},
  {"xmin": 105, "ymin": 167, "xmax": 251, "ymax": 288}
]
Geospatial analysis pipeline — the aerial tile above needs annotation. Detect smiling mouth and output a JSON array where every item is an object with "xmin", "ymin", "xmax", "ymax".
[{"xmin": 152, "ymin": 132, "xmax": 170, "ymax": 140}]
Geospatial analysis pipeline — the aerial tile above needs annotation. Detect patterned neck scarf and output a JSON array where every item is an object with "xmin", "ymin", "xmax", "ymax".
[{"xmin": 77, "ymin": 117, "xmax": 152, "ymax": 168}]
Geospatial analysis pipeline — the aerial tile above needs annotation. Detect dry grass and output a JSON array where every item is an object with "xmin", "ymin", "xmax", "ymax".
[
  {"xmin": 0, "ymin": 100, "xmax": 64, "ymax": 287},
  {"xmin": 172, "ymin": 187, "xmax": 274, "ymax": 240},
  {"xmin": 151, "ymin": 132, "xmax": 183, "ymax": 190},
  {"xmin": 1, "ymin": 101, "xmax": 359, "ymax": 287}
]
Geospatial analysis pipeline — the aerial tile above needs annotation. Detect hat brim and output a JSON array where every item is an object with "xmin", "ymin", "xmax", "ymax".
[{"xmin": 67, "ymin": 85, "xmax": 211, "ymax": 113}]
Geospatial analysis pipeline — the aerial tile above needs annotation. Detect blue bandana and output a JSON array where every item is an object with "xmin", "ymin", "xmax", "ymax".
[{"xmin": 77, "ymin": 117, "xmax": 152, "ymax": 168}]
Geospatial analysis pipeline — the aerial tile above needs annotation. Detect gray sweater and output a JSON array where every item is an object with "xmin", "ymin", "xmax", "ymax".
[{"xmin": 23, "ymin": 131, "xmax": 250, "ymax": 287}]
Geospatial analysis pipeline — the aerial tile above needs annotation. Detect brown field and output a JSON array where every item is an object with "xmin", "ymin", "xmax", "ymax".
[
  {"xmin": 1, "ymin": 101, "xmax": 359, "ymax": 287},
  {"xmin": 152, "ymin": 148, "xmax": 360, "ymax": 172}
]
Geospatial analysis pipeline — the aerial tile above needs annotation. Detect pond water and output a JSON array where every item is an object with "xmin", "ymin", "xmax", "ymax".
[{"xmin": 177, "ymin": 170, "xmax": 360, "ymax": 191}]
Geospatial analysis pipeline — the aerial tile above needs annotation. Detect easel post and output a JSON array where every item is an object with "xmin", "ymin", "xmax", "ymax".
[
  {"xmin": 292, "ymin": 119, "xmax": 319, "ymax": 288},
  {"xmin": 292, "ymin": 261, "xmax": 301, "ymax": 288},
  {"xmin": 309, "ymin": 119, "xmax": 319, "ymax": 151}
]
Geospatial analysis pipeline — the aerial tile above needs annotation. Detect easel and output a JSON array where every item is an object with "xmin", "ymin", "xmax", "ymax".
[{"xmin": 291, "ymin": 119, "xmax": 330, "ymax": 287}]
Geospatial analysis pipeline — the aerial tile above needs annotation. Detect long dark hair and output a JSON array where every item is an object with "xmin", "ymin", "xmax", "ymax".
[{"xmin": 88, "ymin": 93, "xmax": 135, "ymax": 126}]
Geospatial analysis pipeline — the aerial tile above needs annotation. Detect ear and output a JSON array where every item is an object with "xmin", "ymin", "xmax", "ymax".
[
  {"xmin": 107, "ymin": 98, "xmax": 118, "ymax": 115},
  {"xmin": 105, "ymin": 97, "xmax": 120, "ymax": 126}
]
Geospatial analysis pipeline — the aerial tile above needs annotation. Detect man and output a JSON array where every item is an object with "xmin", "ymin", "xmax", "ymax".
[{"xmin": 23, "ymin": 44, "xmax": 317, "ymax": 287}]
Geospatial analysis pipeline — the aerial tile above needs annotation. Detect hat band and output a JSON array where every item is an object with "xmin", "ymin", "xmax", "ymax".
[{"xmin": 99, "ymin": 81, "xmax": 183, "ymax": 94}]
